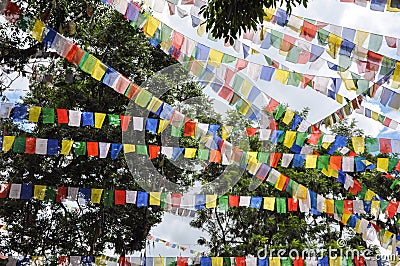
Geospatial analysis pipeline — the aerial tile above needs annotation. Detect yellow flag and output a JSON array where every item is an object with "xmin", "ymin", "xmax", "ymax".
[
  {"xmin": 355, "ymin": 220, "xmax": 362, "ymax": 234},
  {"xmin": 283, "ymin": 131, "xmax": 296, "ymax": 148},
  {"xmin": 31, "ymin": 256, "xmax": 45, "ymax": 266},
  {"xmin": 208, "ymin": 49, "xmax": 224, "ymax": 66},
  {"xmin": 206, "ymin": 195, "xmax": 217, "ymax": 208},
  {"xmin": 29, "ymin": 106, "xmax": 41, "ymax": 122},
  {"xmin": 352, "ymin": 136, "xmax": 365, "ymax": 153},
  {"xmin": 305, "ymin": 155, "xmax": 318, "ymax": 169},
  {"xmin": 149, "ymin": 192, "xmax": 161, "ymax": 206},
  {"xmin": 123, "ymin": 144, "xmax": 136, "ymax": 153},
  {"xmin": 247, "ymin": 162, "xmax": 259, "ymax": 174},
  {"xmin": 335, "ymin": 94, "xmax": 343, "ymax": 104},
  {"xmin": 377, "ymin": 158, "xmax": 389, "ymax": 172},
  {"xmin": 221, "ymin": 126, "xmax": 233, "ymax": 140},
  {"xmin": 282, "ymin": 109, "xmax": 295, "ymax": 125},
  {"xmin": 157, "ymin": 119, "xmax": 169, "ymax": 133},
  {"xmin": 327, "ymin": 33, "xmax": 342, "ymax": 59},
  {"xmin": 263, "ymin": 197, "xmax": 275, "ymax": 210},
  {"xmin": 275, "ymin": 69, "xmax": 290, "ymax": 84},
  {"xmin": 154, "ymin": 257, "xmax": 164, "ymax": 266},
  {"xmin": 33, "ymin": 185, "xmax": 46, "ymax": 200},
  {"xmin": 95, "ymin": 256, "xmax": 107, "ymax": 266},
  {"xmin": 246, "ymin": 152, "xmax": 258, "ymax": 164},
  {"xmin": 143, "ymin": 16, "xmax": 160, "ymax": 37},
  {"xmin": 147, "ymin": 97, "xmax": 163, "ymax": 113},
  {"xmin": 295, "ymin": 185, "xmax": 308, "ymax": 200},
  {"xmin": 197, "ymin": 20, "xmax": 207, "ymax": 36},
  {"xmin": 371, "ymin": 200, "xmax": 380, "ymax": 216},
  {"xmin": 355, "ymin": 30, "xmax": 369, "ymax": 46},
  {"xmin": 364, "ymin": 189, "xmax": 376, "ymax": 201},
  {"xmin": 239, "ymin": 101, "xmax": 250, "ymax": 115},
  {"xmin": 325, "ymin": 199, "xmax": 334, "ymax": 214},
  {"xmin": 241, "ymin": 80, "xmax": 252, "ymax": 96},
  {"xmin": 94, "ymin": 113, "xmax": 106, "ymax": 128},
  {"xmin": 371, "ymin": 111, "xmax": 379, "ymax": 121},
  {"xmin": 269, "ymin": 257, "xmax": 281, "ymax": 266},
  {"xmin": 341, "ymin": 214, "xmax": 351, "ymax": 225},
  {"xmin": 392, "ymin": 61, "xmax": 400, "ymax": 86},
  {"xmin": 263, "ymin": 8, "xmax": 275, "ymax": 21},
  {"xmin": 91, "ymin": 189, "xmax": 103, "ymax": 204},
  {"xmin": 184, "ymin": 148, "xmax": 197, "ymax": 158},
  {"xmin": 381, "ymin": 230, "xmax": 394, "ymax": 246},
  {"xmin": 31, "ymin": 19, "xmax": 45, "ymax": 41},
  {"xmin": 2, "ymin": 136, "xmax": 15, "ymax": 152},
  {"xmin": 211, "ymin": 258, "xmax": 223, "ymax": 266},
  {"xmin": 61, "ymin": 140, "xmax": 74, "ymax": 155},
  {"xmin": 329, "ymin": 257, "xmax": 341, "ymax": 266},
  {"xmin": 91, "ymin": 60, "xmax": 107, "ymax": 81}
]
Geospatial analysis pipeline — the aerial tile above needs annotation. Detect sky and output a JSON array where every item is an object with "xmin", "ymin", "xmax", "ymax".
[{"xmin": 2, "ymin": 0, "xmax": 400, "ymax": 258}]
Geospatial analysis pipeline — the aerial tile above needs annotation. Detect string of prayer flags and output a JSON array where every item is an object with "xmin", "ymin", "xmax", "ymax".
[
  {"xmin": 147, "ymin": 235, "xmax": 201, "ymax": 256},
  {"xmin": 2, "ymin": 183, "xmax": 399, "ymax": 223}
]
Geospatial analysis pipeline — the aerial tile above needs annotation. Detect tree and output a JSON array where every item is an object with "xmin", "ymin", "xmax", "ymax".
[
  {"xmin": 0, "ymin": 0, "xmax": 222, "ymax": 256},
  {"xmin": 200, "ymin": 0, "xmax": 308, "ymax": 45}
]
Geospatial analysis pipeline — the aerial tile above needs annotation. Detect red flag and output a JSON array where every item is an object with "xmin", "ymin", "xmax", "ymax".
[
  {"xmin": 115, "ymin": 190, "xmax": 126, "ymax": 205},
  {"xmin": 235, "ymin": 59, "xmax": 248, "ymax": 71},
  {"xmin": 4, "ymin": 1, "xmax": 22, "ymax": 23},
  {"xmin": 349, "ymin": 179, "xmax": 362, "ymax": 195},
  {"xmin": 386, "ymin": 200, "xmax": 399, "ymax": 219},
  {"xmin": 383, "ymin": 174, "xmax": 395, "ymax": 179},
  {"xmin": 300, "ymin": 20, "xmax": 318, "ymax": 41},
  {"xmin": 25, "ymin": 137, "xmax": 36, "ymax": 154},
  {"xmin": 65, "ymin": 44, "xmax": 79, "ymax": 62},
  {"xmin": 307, "ymin": 133, "xmax": 322, "ymax": 145},
  {"xmin": 56, "ymin": 186, "xmax": 67, "ymax": 203},
  {"xmin": 177, "ymin": 258, "xmax": 188, "ymax": 266},
  {"xmin": 0, "ymin": 183, "xmax": 11, "ymax": 199},
  {"xmin": 265, "ymin": 98, "xmax": 279, "ymax": 113},
  {"xmin": 125, "ymin": 83, "xmax": 141, "ymax": 99},
  {"xmin": 218, "ymin": 85, "xmax": 234, "ymax": 102},
  {"xmin": 288, "ymin": 198, "xmax": 298, "ymax": 212},
  {"xmin": 329, "ymin": 156, "xmax": 342, "ymax": 170},
  {"xmin": 171, "ymin": 193, "xmax": 182, "ymax": 208},
  {"xmin": 56, "ymin": 109, "xmax": 68, "ymax": 124},
  {"xmin": 353, "ymin": 257, "xmax": 365, "ymax": 266},
  {"xmin": 235, "ymin": 257, "xmax": 246, "ymax": 266},
  {"xmin": 245, "ymin": 128, "xmax": 258, "ymax": 136},
  {"xmin": 183, "ymin": 121, "xmax": 196, "ymax": 137},
  {"xmin": 344, "ymin": 200, "xmax": 353, "ymax": 214},
  {"xmin": 379, "ymin": 138, "xmax": 392, "ymax": 153},
  {"xmin": 57, "ymin": 256, "xmax": 69, "ymax": 266},
  {"xmin": 87, "ymin": 142, "xmax": 99, "ymax": 157},
  {"xmin": 209, "ymin": 150, "xmax": 221, "ymax": 163},
  {"xmin": 120, "ymin": 115, "xmax": 131, "ymax": 131},
  {"xmin": 148, "ymin": 145, "xmax": 160, "ymax": 159},
  {"xmin": 229, "ymin": 195, "xmax": 239, "ymax": 207},
  {"xmin": 71, "ymin": 48, "xmax": 85, "ymax": 66},
  {"xmin": 293, "ymin": 257, "xmax": 304, "ymax": 266},
  {"xmin": 269, "ymin": 153, "xmax": 282, "ymax": 168}
]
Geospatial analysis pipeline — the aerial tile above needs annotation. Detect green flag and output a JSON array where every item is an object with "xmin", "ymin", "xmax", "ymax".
[
  {"xmin": 317, "ymin": 28, "xmax": 329, "ymax": 45},
  {"xmin": 218, "ymin": 196, "xmax": 229, "ymax": 211},
  {"xmin": 13, "ymin": 136, "xmax": 26, "ymax": 153},
  {"xmin": 380, "ymin": 200, "xmax": 389, "ymax": 213},
  {"xmin": 136, "ymin": 145, "xmax": 148, "ymax": 155},
  {"xmin": 166, "ymin": 258, "xmax": 177, "ymax": 266},
  {"xmin": 286, "ymin": 47, "xmax": 301, "ymax": 64},
  {"xmin": 160, "ymin": 192, "xmax": 168, "ymax": 210},
  {"xmin": 171, "ymin": 126, "xmax": 183, "ymax": 137},
  {"xmin": 103, "ymin": 190, "xmax": 114, "ymax": 207},
  {"xmin": 44, "ymin": 186, "xmax": 56, "ymax": 202},
  {"xmin": 80, "ymin": 53, "xmax": 97, "ymax": 74},
  {"xmin": 317, "ymin": 155, "xmax": 330, "ymax": 170},
  {"xmin": 274, "ymin": 104, "xmax": 286, "ymax": 120},
  {"xmin": 281, "ymin": 257, "xmax": 292, "ymax": 266},
  {"xmin": 232, "ymin": 76, "xmax": 244, "ymax": 93},
  {"xmin": 270, "ymin": 30, "xmax": 283, "ymax": 49},
  {"xmin": 368, "ymin": 33, "xmax": 383, "ymax": 52},
  {"xmin": 222, "ymin": 54, "xmax": 235, "ymax": 63},
  {"xmin": 390, "ymin": 179, "xmax": 400, "ymax": 190},
  {"xmin": 197, "ymin": 149, "xmax": 209, "ymax": 160},
  {"xmin": 108, "ymin": 114, "xmax": 120, "ymax": 126},
  {"xmin": 389, "ymin": 158, "xmax": 398, "ymax": 172},
  {"xmin": 287, "ymin": 71, "xmax": 302, "ymax": 87},
  {"xmin": 295, "ymin": 132, "xmax": 308, "ymax": 146},
  {"xmin": 74, "ymin": 142, "xmax": 86, "ymax": 156},
  {"xmin": 365, "ymin": 137, "xmax": 379, "ymax": 153},
  {"xmin": 334, "ymin": 200, "xmax": 344, "ymax": 216},
  {"xmin": 257, "ymin": 152, "xmax": 270, "ymax": 164},
  {"xmin": 276, "ymin": 198, "xmax": 287, "ymax": 213},
  {"xmin": 42, "ymin": 108, "xmax": 55, "ymax": 124}
]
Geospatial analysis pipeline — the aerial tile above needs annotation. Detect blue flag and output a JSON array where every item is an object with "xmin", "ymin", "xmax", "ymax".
[
  {"xmin": 20, "ymin": 184, "xmax": 33, "ymax": 200},
  {"xmin": 195, "ymin": 194, "xmax": 206, "ymax": 210},
  {"xmin": 82, "ymin": 112, "xmax": 94, "ymax": 126},
  {"xmin": 111, "ymin": 143, "xmax": 123, "ymax": 159},
  {"xmin": 137, "ymin": 191, "xmax": 149, "ymax": 207},
  {"xmin": 13, "ymin": 104, "xmax": 27, "ymax": 122}
]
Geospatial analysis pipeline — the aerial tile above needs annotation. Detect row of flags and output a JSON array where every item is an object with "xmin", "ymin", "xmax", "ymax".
[
  {"xmin": 4, "ymin": 135, "xmax": 400, "ymax": 176},
  {"xmin": 104, "ymin": 0, "xmax": 400, "ymax": 131},
  {"xmin": 2, "ymin": 254, "xmax": 398, "ymax": 266},
  {"xmin": 1, "ymin": 183, "xmax": 399, "ymax": 221},
  {"xmin": 1, "ymin": 0, "xmax": 397, "ymax": 247},
  {"xmin": 340, "ymin": 0, "xmax": 400, "ymax": 12},
  {"xmin": 3, "ymin": 101, "xmax": 400, "ymax": 157},
  {"xmin": 148, "ymin": 235, "xmax": 201, "ymax": 256},
  {"xmin": 140, "ymin": 0, "xmax": 400, "ymax": 113}
]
